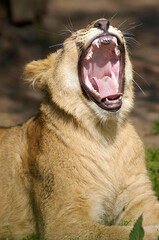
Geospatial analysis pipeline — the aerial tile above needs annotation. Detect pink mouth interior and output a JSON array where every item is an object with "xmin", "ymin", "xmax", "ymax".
[{"xmin": 83, "ymin": 38, "xmax": 122, "ymax": 100}]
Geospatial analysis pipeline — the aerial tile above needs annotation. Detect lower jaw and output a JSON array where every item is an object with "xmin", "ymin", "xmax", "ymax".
[
  {"xmin": 91, "ymin": 95, "xmax": 122, "ymax": 112},
  {"xmin": 81, "ymin": 85, "xmax": 123, "ymax": 112},
  {"xmin": 97, "ymin": 102, "xmax": 122, "ymax": 112}
]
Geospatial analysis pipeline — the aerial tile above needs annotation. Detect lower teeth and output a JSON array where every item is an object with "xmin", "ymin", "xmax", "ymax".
[{"xmin": 92, "ymin": 89, "xmax": 100, "ymax": 95}]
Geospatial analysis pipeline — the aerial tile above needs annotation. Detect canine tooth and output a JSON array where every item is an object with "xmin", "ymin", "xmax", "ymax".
[
  {"xmin": 96, "ymin": 41, "xmax": 99, "ymax": 48},
  {"xmin": 89, "ymin": 51, "xmax": 93, "ymax": 58},
  {"xmin": 115, "ymin": 47, "xmax": 120, "ymax": 56},
  {"xmin": 86, "ymin": 55, "xmax": 89, "ymax": 60},
  {"xmin": 86, "ymin": 51, "xmax": 93, "ymax": 60},
  {"xmin": 93, "ymin": 39, "xmax": 100, "ymax": 48},
  {"xmin": 113, "ymin": 37, "xmax": 118, "ymax": 45}
]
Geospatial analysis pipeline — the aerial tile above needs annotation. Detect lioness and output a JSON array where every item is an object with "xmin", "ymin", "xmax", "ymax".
[{"xmin": 0, "ymin": 19, "xmax": 159, "ymax": 240}]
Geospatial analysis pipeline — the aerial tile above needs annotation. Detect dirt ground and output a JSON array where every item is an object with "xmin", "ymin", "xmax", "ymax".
[{"xmin": 0, "ymin": 0, "xmax": 159, "ymax": 148}]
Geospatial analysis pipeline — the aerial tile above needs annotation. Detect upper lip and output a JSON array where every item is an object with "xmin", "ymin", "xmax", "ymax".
[{"xmin": 78, "ymin": 32, "xmax": 125, "ymax": 112}]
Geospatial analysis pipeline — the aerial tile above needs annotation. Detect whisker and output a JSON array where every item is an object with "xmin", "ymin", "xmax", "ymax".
[
  {"xmin": 133, "ymin": 70, "xmax": 150, "ymax": 87},
  {"xmin": 122, "ymin": 30, "xmax": 141, "ymax": 46},
  {"xmin": 60, "ymin": 30, "xmax": 72, "ymax": 36},
  {"xmin": 132, "ymin": 79, "xmax": 145, "ymax": 96},
  {"xmin": 124, "ymin": 36, "xmax": 141, "ymax": 47},
  {"xmin": 67, "ymin": 17, "xmax": 75, "ymax": 32},
  {"xmin": 49, "ymin": 43, "xmax": 63, "ymax": 49},
  {"xmin": 64, "ymin": 25, "xmax": 74, "ymax": 34},
  {"xmin": 64, "ymin": 44, "xmax": 75, "ymax": 52},
  {"xmin": 49, "ymin": 39, "xmax": 76, "ymax": 49},
  {"xmin": 37, "ymin": 29, "xmax": 72, "ymax": 38},
  {"xmin": 56, "ymin": 42, "xmax": 76, "ymax": 57},
  {"xmin": 109, "ymin": 12, "xmax": 118, "ymax": 23},
  {"xmin": 122, "ymin": 31, "xmax": 134, "ymax": 37},
  {"xmin": 123, "ymin": 23, "xmax": 142, "ymax": 32},
  {"xmin": 117, "ymin": 19, "xmax": 129, "ymax": 30},
  {"xmin": 129, "ymin": 21, "xmax": 137, "ymax": 26}
]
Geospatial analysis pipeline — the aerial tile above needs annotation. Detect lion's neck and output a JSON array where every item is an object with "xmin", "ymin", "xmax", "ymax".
[{"xmin": 40, "ymin": 99, "xmax": 125, "ymax": 146}]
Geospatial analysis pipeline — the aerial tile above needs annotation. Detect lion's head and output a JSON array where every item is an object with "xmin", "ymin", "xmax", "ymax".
[{"xmin": 25, "ymin": 19, "xmax": 134, "ymax": 125}]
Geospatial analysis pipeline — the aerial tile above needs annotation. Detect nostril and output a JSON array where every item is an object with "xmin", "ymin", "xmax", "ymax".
[
  {"xmin": 95, "ymin": 22, "xmax": 102, "ymax": 29},
  {"xmin": 94, "ymin": 19, "xmax": 110, "ymax": 32}
]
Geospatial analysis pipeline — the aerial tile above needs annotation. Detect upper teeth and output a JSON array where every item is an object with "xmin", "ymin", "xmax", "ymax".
[
  {"xmin": 86, "ymin": 36, "xmax": 120, "ymax": 60},
  {"xmin": 94, "ymin": 36, "xmax": 118, "ymax": 47},
  {"xmin": 96, "ymin": 41, "xmax": 99, "ymax": 48},
  {"xmin": 86, "ymin": 51, "xmax": 93, "ymax": 60},
  {"xmin": 93, "ymin": 39, "xmax": 100, "ymax": 48}
]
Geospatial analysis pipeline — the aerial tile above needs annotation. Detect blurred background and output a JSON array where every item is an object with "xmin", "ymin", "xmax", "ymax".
[{"xmin": 0, "ymin": 0, "xmax": 159, "ymax": 147}]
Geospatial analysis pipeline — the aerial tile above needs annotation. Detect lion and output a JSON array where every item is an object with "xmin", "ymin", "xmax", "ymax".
[{"xmin": 0, "ymin": 18, "xmax": 159, "ymax": 240}]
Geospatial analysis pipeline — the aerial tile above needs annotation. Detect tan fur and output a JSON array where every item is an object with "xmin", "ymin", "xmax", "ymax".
[{"xmin": 0, "ymin": 19, "xmax": 159, "ymax": 240}]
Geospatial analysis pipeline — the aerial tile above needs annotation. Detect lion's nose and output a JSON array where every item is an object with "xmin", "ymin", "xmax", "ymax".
[{"xmin": 94, "ymin": 19, "xmax": 110, "ymax": 32}]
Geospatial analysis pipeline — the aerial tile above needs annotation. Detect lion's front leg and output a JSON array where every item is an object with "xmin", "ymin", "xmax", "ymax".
[
  {"xmin": 116, "ymin": 172, "xmax": 159, "ymax": 239},
  {"xmin": 37, "ymin": 209, "xmax": 159, "ymax": 240},
  {"xmin": 40, "ymin": 219, "xmax": 159, "ymax": 240},
  {"xmin": 42, "ymin": 219, "xmax": 131, "ymax": 240}
]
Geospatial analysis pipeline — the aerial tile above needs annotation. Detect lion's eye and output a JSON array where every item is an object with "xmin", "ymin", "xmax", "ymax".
[{"xmin": 76, "ymin": 42, "xmax": 83, "ymax": 48}]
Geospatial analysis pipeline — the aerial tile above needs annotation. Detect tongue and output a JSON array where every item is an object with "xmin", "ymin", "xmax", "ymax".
[{"xmin": 91, "ymin": 76, "xmax": 120, "ymax": 99}]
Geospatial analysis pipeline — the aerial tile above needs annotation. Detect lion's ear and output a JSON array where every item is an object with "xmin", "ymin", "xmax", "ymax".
[{"xmin": 24, "ymin": 57, "xmax": 51, "ymax": 90}]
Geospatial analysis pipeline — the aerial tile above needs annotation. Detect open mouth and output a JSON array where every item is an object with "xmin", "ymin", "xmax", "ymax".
[{"xmin": 78, "ymin": 34, "xmax": 125, "ymax": 112}]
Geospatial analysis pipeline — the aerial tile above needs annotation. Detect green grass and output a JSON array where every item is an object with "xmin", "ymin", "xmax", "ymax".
[
  {"xmin": 1, "ymin": 223, "xmax": 39, "ymax": 240},
  {"xmin": 118, "ymin": 219, "xmax": 132, "ymax": 226},
  {"xmin": 22, "ymin": 235, "xmax": 39, "ymax": 240},
  {"xmin": 152, "ymin": 118, "xmax": 159, "ymax": 134},
  {"xmin": 146, "ymin": 148, "xmax": 159, "ymax": 199}
]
